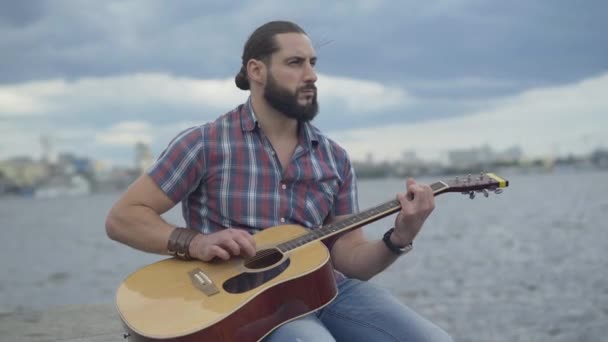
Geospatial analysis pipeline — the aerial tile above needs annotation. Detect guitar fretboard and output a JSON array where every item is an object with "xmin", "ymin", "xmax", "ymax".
[{"xmin": 276, "ymin": 181, "xmax": 449, "ymax": 253}]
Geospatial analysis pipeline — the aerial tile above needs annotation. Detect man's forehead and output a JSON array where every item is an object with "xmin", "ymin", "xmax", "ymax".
[{"xmin": 273, "ymin": 33, "xmax": 316, "ymax": 57}]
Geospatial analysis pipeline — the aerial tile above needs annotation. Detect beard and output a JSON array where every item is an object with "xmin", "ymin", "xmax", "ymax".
[{"xmin": 263, "ymin": 74, "xmax": 319, "ymax": 122}]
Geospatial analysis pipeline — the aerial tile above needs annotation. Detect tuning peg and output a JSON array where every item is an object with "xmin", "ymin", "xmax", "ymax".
[
  {"xmin": 494, "ymin": 189, "xmax": 503, "ymax": 194},
  {"xmin": 483, "ymin": 189, "xmax": 489, "ymax": 197},
  {"xmin": 469, "ymin": 191, "xmax": 475, "ymax": 200}
]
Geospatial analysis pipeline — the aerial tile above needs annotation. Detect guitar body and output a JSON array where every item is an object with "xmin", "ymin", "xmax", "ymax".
[{"xmin": 116, "ymin": 224, "xmax": 337, "ymax": 342}]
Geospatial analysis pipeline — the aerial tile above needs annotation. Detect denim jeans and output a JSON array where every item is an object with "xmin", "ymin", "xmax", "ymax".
[{"xmin": 264, "ymin": 278, "xmax": 452, "ymax": 342}]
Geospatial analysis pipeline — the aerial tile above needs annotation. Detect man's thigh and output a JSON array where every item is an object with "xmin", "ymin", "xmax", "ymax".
[
  {"xmin": 263, "ymin": 313, "xmax": 335, "ymax": 342},
  {"xmin": 319, "ymin": 279, "xmax": 452, "ymax": 342}
]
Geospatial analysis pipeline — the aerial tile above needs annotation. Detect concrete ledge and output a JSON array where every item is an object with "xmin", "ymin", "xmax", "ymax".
[{"xmin": 0, "ymin": 304, "xmax": 124, "ymax": 342}]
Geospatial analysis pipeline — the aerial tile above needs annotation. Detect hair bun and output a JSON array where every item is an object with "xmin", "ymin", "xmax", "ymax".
[{"xmin": 234, "ymin": 67, "xmax": 250, "ymax": 90}]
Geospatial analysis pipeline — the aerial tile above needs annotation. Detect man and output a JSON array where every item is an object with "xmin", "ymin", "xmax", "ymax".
[{"xmin": 106, "ymin": 21, "xmax": 452, "ymax": 342}]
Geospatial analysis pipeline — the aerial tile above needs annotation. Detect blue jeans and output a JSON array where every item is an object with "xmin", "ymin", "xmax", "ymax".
[{"xmin": 264, "ymin": 278, "xmax": 452, "ymax": 342}]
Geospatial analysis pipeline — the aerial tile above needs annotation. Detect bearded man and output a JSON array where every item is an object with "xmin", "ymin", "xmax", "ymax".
[{"xmin": 106, "ymin": 20, "xmax": 451, "ymax": 342}]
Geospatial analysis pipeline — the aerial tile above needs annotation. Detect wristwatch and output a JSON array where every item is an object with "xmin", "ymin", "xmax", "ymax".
[{"xmin": 382, "ymin": 228, "xmax": 413, "ymax": 255}]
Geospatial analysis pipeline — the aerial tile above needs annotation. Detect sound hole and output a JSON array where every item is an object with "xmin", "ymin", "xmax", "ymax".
[
  {"xmin": 223, "ymin": 258, "xmax": 290, "ymax": 294},
  {"xmin": 244, "ymin": 248, "xmax": 283, "ymax": 269}
]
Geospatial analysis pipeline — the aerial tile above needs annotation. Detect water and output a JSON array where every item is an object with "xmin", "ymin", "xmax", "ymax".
[{"xmin": 1, "ymin": 170, "xmax": 607, "ymax": 341}]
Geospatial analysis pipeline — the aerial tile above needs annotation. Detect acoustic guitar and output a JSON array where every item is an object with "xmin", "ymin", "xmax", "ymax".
[{"xmin": 116, "ymin": 172, "xmax": 509, "ymax": 341}]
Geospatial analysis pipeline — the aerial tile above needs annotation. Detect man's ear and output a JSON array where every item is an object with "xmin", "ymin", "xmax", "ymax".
[{"xmin": 246, "ymin": 59, "xmax": 267, "ymax": 85}]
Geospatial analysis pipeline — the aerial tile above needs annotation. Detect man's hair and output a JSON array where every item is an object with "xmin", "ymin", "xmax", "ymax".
[{"xmin": 235, "ymin": 21, "xmax": 307, "ymax": 90}]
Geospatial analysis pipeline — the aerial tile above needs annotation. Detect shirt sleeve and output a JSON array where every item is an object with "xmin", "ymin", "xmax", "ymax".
[{"xmin": 147, "ymin": 126, "xmax": 205, "ymax": 203}]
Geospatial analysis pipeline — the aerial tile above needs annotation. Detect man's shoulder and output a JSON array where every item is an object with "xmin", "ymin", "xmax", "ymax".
[
  {"xmin": 182, "ymin": 103, "xmax": 246, "ymax": 133},
  {"xmin": 168, "ymin": 104, "xmax": 245, "ymax": 144}
]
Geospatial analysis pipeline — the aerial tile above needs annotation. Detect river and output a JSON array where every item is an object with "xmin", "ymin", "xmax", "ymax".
[{"xmin": 1, "ymin": 170, "xmax": 606, "ymax": 341}]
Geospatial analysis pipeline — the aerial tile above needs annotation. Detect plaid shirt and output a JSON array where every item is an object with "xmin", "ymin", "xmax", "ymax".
[{"xmin": 148, "ymin": 98, "xmax": 359, "ymax": 236}]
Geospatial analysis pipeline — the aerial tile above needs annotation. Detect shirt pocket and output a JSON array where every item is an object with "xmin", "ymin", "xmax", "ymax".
[{"xmin": 301, "ymin": 177, "xmax": 339, "ymax": 228}]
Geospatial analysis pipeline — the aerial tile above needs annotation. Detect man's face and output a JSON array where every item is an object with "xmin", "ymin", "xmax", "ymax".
[
  {"xmin": 264, "ymin": 71, "xmax": 318, "ymax": 122},
  {"xmin": 263, "ymin": 33, "xmax": 319, "ymax": 122}
]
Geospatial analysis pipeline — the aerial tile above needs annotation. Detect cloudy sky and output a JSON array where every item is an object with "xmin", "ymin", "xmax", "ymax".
[{"xmin": 1, "ymin": 0, "xmax": 607, "ymax": 166}]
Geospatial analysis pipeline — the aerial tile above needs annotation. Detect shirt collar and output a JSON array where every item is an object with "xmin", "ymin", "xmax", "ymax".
[
  {"xmin": 240, "ymin": 97, "xmax": 258, "ymax": 132},
  {"xmin": 240, "ymin": 96, "xmax": 319, "ymax": 148}
]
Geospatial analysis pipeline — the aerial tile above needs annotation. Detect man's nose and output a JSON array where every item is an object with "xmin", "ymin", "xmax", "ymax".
[{"xmin": 304, "ymin": 61, "xmax": 317, "ymax": 83}]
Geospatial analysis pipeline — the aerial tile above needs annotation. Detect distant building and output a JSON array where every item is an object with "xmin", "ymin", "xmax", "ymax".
[
  {"xmin": 591, "ymin": 148, "xmax": 608, "ymax": 168},
  {"xmin": 496, "ymin": 145, "xmax": 523, "ymax": 163},
  {"xmin": 446, "ymin": 144, "xmax": 523, "ymax": 169},
  {"xmin": 0, "ymin": 157, "xmax": 49, "ymax": 188},
  {"xmin": 55, "ymin": 152, "xmax": 94, "ymax": 176},
  {"xmin": 401, "ymin": 150, "xmax": 420, "ymax": 164},
  {"xmin": 40, "ymin": 134, "xmax": 57, "ymax": 165},
  {"xmin": 397, "ymin": 150, "xmax": 428, "ymax": 177},
  {"xmin": 447, "ymin": 145, "xmax": 495, "ymax": 169}
]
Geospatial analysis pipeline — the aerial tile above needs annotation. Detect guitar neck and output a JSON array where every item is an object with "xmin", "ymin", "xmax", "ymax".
[
  {"xmin": 276, "ymin": 180, "xmax": 451, "ymax": 253},
  {"xmin": 276, "ymin": 172, "xmax": 509, "ymax": 253}
]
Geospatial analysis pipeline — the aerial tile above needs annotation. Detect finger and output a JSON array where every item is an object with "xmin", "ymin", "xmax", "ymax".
[
  {"xmin": 234, "ymin": 234, "xmax": 256, "ymax": 258},
  {"xmin": 396, "ymin": 192, "xmax": 409, "ymax": 206},
  {"xmin": 411, "ymin": 183, "xmax": 433, "ymax": 203},
  {"xmin": 406, "ymin": 178, "xmax": 417, "ymax": 200},
  {"xmin": 424, "ymin": 185, "xmax": 436, "ymax": 208},
  {"xmin": 221, "ymin": 239, "xmax": 241, "ymax": 256},
  {"xmin": 233, "ymin": 228, "xmax": 256, "ymax": 245},
  {"xmin": 234, "ymin": 229, "xmax": 256, "ymax": 257},
  {"xmin": 416, "ymin": 184, "xmax": 434, "ymax": 209},
  {"xmin": 396, "ymin": 193, "xmax": 415, "ymax": 215},
  {"xmin": 209, "ymin": 245, "xmax": 230, "ymax": 261}
]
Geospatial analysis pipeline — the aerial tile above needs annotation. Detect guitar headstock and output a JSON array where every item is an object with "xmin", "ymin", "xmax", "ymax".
[{"xmin": 433, "ymin": 172, "xmax": 509, "ymax": 199}]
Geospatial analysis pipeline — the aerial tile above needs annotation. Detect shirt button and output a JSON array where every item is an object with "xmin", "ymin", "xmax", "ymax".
[
  {"xmin": 281, "ymin": 184, "xmax": 287, "ymax": 190},
  {"xmin": 280, "ymin": 217, "xmax": 286, "ymax": 223}
]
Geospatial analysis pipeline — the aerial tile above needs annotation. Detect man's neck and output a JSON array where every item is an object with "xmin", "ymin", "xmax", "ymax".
[{"xmin": 250, "ymin": 94, "xmax": 299, "ymax": 140}]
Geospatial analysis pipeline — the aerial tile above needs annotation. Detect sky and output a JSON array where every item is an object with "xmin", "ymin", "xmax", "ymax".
[{"xmin": 1, "ymin": 0, "xmax": 607, "ymax": 166}]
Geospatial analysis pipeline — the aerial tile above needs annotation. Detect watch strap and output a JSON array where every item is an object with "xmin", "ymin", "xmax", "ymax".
[{"xmin": 382, "ymin": 228, "xmax": 413, "ymax": 255}]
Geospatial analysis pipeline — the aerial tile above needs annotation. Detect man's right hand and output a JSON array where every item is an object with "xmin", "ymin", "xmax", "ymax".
[{"xmin": 188, "ymin": 228, "xmax": 257, "ymax": 261}]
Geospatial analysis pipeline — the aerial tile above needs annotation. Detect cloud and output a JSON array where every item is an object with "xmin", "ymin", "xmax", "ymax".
[
  {"xmin": 0, "ymin": 72, "xmax": 411, "ymax": 118},
  {"xmin": 0, "ymin": 70, "xmax": 414, "ymax": 164},
  {"xmin": 406, "ymin": 77, "xmax": 519, "ymax": 92},
  {"xmin": 0, "ymin": 74, "xmax": 247, "ymax": 118},
  {"xmin": 331, "ymin": 72, "xmax": 608, "ymax": 162},
  {"xmin": 0, "ymin": 89, "xmax": 46, "ymax": 115},
  {"xmin": 3, "ymin": 1, "xmax": 605, "ymax": 90},
  {"xmin": 318, "ymin": 75, "xmax": 412, "ymax": 113},
  {"xmin": 95, "ymin": 121, "xmax": 153, "ymax": 146}
]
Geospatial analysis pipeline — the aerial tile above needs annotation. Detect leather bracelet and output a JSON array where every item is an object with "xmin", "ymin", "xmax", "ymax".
[
  {"xmin": 382, "ymin": 228, "xmax": 413, "ymax": 256},
  {"xmin": 167, "ymin": 227, "xmax": 199, "ymax": 260}
]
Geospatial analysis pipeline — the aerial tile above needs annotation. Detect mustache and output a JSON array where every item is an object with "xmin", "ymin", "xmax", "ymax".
[{"xmin": 299, "ymin": 84, "xmax": 317, "ymax": 92}]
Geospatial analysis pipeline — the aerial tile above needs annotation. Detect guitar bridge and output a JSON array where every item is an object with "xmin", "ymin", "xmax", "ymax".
[{"xmin": 188, "ymin": 268, "xmax": 219, "ymax": 296}]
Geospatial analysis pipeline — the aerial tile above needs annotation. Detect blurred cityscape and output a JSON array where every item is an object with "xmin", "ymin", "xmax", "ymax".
[
  {"xmin": 1, "ymin": 136, "xmax": 607, "ymax": 198},
  {"xmin": 0, "ymin": 137, "xmax": 155, "ymax": 198}
]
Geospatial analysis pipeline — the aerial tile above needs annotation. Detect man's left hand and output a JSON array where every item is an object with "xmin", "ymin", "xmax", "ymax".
[{"xmin": 391, "ymin": 178, "xmax": 435, "ymax": 246}]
